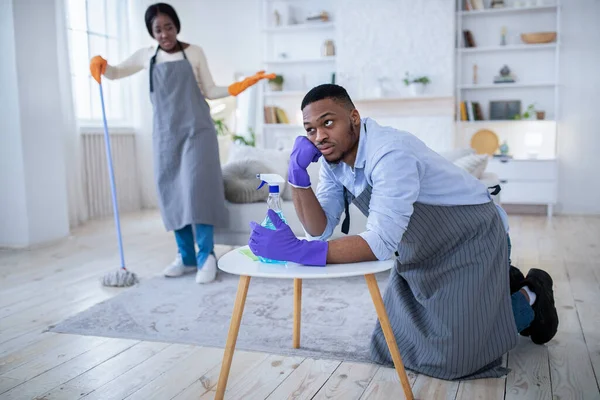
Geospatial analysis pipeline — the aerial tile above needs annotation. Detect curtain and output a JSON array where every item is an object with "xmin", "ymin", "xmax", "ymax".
[{"xmin": 55, "ymin": 0, "xmax": 88, "ymax": 227}]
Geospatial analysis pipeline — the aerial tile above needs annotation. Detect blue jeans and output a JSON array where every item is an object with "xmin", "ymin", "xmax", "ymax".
[
  {"xmin": 174, "ymin": 224, "xmax": 214, "ymax": 268},
  {"xmin": 507, "ymin": 234, "xmax": 535, "ymax": 332}
]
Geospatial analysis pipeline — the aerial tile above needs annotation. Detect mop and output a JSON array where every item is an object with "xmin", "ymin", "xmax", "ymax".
[{"xmin": 97, "ymin": 81, "xmax": 138, "ymax": 287}]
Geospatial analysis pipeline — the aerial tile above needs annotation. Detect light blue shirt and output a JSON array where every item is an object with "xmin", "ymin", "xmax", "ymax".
[{"xmin": 307, "ymin": 118, "xmax": 509, "ymax": 261}]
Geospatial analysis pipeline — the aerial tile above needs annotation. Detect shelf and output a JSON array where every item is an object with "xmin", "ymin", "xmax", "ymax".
[
  {"xmin": 263, "ymin": 91, "xmax": 306, "ymax": 97},
  {"xmin": 459, "ymin": 82, "xmax": 556, "ymax": 90},
  {"xmin": 263, "ymin": 124, "xmax": 304, "ymax": 130},
  {"xmin": 458, "ymin": 5, "xmax": 557, "ymax": 16},
  {"xmin": 457, "ymin": 43, "xmax": 557, "ymax": 53},
  {"xmin": 355, "ymin": 95, "xmax": 453, "ymax": 103},
  {"xmin": 456, "ymin": 120, "xmax": 556, "ymax": 124},
  {"xmin": 263, "ymin": 22, "xmax": 335, "ymax": 33},
  {"xmin": 264, "ymin": 57, "xmax": 336, "ymax": 65}
]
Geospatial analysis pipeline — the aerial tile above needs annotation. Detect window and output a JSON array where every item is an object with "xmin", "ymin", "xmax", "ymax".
[{"xmin": 66, "ymin": 0, "xmax": 130, "ymax": 125}]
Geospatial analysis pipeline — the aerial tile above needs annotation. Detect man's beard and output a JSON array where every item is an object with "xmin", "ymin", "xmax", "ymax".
[{"xmin": 326, "ymin": 120, "xmax": 359, "ymax": 165}]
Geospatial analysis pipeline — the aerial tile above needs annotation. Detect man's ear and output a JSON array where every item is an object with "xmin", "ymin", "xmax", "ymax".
[{"xmin": 350, "ymin": 109, "xmax": 361, "ymax": 126}]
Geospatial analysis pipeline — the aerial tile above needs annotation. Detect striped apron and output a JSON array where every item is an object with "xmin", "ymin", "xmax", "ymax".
[
  {"xmin": 343, "ymin": 186, "xmax": 518, "ymax": 380},
  {"xmin": 149, "ymin": 43, "xmax": 228, "ymax": 232}
]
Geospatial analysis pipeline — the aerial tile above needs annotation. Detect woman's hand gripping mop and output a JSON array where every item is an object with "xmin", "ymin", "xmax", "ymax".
[
  {"xmin": 90, "ymin": 58, "xmax": 138, "ymax": 287},
  {"xmin": 247, "ymin": 174, "xmax": 328, "ymax": 266}
]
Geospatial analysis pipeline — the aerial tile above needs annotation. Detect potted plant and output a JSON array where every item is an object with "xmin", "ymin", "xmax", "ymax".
[
  {"xmin": 232, "ymin": 127, "xmax": 256, "ymax": 147},
  {"xmin": 269, "ymin": 75, "xmax": 284, "ymax": 92},
  {"xmin": 514, "ymin": 103, "xmax": 542, "ymax": 120},
  {"xmin": 403, "ymin": 72, "xmax": 430, "ymax": 96}
]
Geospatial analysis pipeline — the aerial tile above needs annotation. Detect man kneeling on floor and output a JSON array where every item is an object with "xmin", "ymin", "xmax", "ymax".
[{"xmin": 248, "ymin": 84, "xmax": 559, "ymax": 380}]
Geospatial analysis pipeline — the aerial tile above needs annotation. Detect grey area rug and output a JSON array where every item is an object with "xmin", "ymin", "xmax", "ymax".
[{"xmin": 50, "ymin": 270, "xmax": 391, "ymax": 363}]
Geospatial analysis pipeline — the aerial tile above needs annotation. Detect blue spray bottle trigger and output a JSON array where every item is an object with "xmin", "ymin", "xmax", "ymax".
[{"xmin": 256, "ymin": 180, "xmax": 267, "ymax": 190}]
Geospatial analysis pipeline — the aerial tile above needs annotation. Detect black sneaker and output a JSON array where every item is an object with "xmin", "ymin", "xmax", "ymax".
[
  {"xmin": 521, "ymin": 268, "xmax": 559, "ymax": 345},
  {"xmin": 510, "ymin": 265, "xmax": 526, "ymax": 294}
]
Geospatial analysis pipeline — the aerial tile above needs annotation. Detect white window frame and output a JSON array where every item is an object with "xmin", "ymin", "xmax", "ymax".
[{"xmin": 66, "ymin": 0, "xmax": 132, "ymax": 129}]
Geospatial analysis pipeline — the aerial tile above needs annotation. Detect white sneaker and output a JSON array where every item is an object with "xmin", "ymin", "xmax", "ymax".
[
  {"xmin": 195, "ymin": 254, "xmax": 217, "ymax": 284},
  {"xmin": 163, "ymin": 254, "xmax": 196, "ymax": 277}
]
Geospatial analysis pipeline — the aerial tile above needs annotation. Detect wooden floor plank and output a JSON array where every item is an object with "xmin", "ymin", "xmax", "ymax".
[
  {"xmin": 1, "ymin": 336, "xmax": 107, "ymax": 383},
  {"xmin": 410, "ymin": 374, "xmax": 459, "ymax": 400},
  {"xmin": 564, "ymin": 261, "xmax": 600, "ymax": 390},
  {"xmin": 505, "ymin": 338, "xmax": 552, "ymax": 400},
  {"xmin": 124, "ymin": 346, "xmax": 222, "ymax": 400},
  {"xmin": 311, "ymin": 362, "xmax": 379, "ymax": 400},
  {"xmin": 40, "ymin": 341, "xmax": 169, "ymax": 398},
  {"xmin": 222, "ymin": 354, "xmax": 304, "ymax": 400},
  {"xmin": 174, "ymin": 350, "xmax": 269, "ymax": 400},
  {"xmin": 455, "ymin": 356, "xmax": 507, "ymax": 400},
  {"xmin": 359, "ymin": 365, "xmax": 417, "ymax": 400},
  {"xmin": 265, "ymin": 358, "xmax": 340, "ymax": 400},
  {"xmin": 543, "ymin": 258, "xmax": 600, "ymax": 400},
  {"xmin": 81, "ymin": 343, "xmax": 194, "ymax": 400},
  {"xmin": 0, "ymin": 338, "xmax": 136, "ymax": 399}
]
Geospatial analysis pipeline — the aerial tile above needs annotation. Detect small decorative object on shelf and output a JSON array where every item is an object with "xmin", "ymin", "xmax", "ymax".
[
  {"xmin": 463, "ymin": 30, "xmax": 476, "ymax": 48},
  {"xmin": 268, "ymin": 75, "xmax": 284, "ymax": 92},
  {"xmin": 490, "ymin": 100, "xmax": 521, "ymax": 120},
  {"xmin": 403, "ymin": 72, "xmax": 430, "ymax": 96},
  {"xmin": 307, "ymin": 11, "xmax": 330, "ymax": 22},
  {"xmin": 521, "ymin": 32, "xmax": 557, "ymax": 44},
  {"xmin": 536, "ymin": 110, "xmax": 546, "ymax": 120},
  {"xmin": 514, "ymin": 103, "xmax": 536, "ymax": 120},
  {"xmin": 494, "ymin": 65, "xmax": 516, "ymax": 84},
  {"xmin": 322, "ymin": 40, "xmax": 335, "ymax": 57},
  {"xmin": 473, "ymin": 64, "xmax": 478, "ymax": 84},
  {"xmin": 500, "ymin": 26, "xmax": 507, "ymax": 46},
  {"xmin": 499, "ymin": 140, "xmax": 510, "ymax": 156},
  {"xmin": 491, "ymin": 0, "xmax": 505, "ymax": 8},
  {"xmin": 273, "ymin": 10, "xmax": 281, "ymax": 26}
]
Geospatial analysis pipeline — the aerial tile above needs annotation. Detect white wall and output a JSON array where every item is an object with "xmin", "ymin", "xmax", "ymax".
[
  {"xmin": 0, "ymin": 0, "xmax": 70, "ymax": 247},
  {"xmin": 557, "ymin": 0, "xmax": 600, "ymax": 215},
  {"xmin": 0, "ymin": 0, "xmax": 29, "ymax": 246},
  {"xmin": 335, "ymin": 0, "xmax": 456, "ymax": 152},
  {"xmin": 127, "ymin": 0, "xmax": 262, "ymax": 208}
]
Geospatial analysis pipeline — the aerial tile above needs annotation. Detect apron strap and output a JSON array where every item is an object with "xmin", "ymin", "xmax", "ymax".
[
  {"xmin": 341, "ymin": 187, "xmax": 350, "ymax": 234},
  {"xmin": 149, "ymin": 41, "xmax": 187, "ymax": 93}
]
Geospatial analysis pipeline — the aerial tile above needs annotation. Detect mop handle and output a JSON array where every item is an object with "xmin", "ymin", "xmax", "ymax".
[{"xmin": 99, "ymin": 82, "xmax": 126, "ymax": 270}]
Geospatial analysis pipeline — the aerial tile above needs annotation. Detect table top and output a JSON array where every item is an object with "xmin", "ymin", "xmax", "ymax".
[{"xmin": 218, "ymin": 246, "xmax": 394, "ymax": 279}]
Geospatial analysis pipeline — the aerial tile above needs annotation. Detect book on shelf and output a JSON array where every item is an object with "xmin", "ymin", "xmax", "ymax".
[
  {"xmin": 460, "ymin": 101, "xmax": 484, "ymax": 121},
  {"xmin": 263, "ymin": 106, "xmax": 290, "ymax": 124},
  {"xmin": 462, "ymin": 30, "xmax": 476, "ymax": 48}
]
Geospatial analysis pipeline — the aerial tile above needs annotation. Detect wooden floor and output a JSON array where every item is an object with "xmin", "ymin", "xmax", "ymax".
[{"xmin": 1, "ymin": 211, "xmax": 599, "ymax": 400}]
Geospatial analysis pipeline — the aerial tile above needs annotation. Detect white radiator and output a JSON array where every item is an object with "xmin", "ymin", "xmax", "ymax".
[{"xmin": 81, "ymin": 133, "xmax": 142, "ymax": 219}]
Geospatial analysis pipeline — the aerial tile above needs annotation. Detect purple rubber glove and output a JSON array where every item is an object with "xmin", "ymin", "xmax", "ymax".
[
  {"xmin": 248, "ymin": 209, "xmax": 328, "ymax": 266},
  {"xmin": 288, "ymin": 136, "xmax": 322, "ymax": 189}
]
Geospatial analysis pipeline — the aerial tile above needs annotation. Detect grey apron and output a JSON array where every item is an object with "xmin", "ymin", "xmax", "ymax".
[
  {"xmin": 343, "ymin": 186, "xmax": 518, "ymax": 380},
  {"xmin": 149, "ymin": 44, "xmax": 228, "ymax": 231}
]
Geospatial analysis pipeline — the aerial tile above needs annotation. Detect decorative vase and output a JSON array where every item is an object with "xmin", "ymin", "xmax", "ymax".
[
  {"xmin": 536, "ymin": 111, "xmax": 545, "ymax": 120},
  {"xmin": 409, "ymin": 83, "xmax": 425, "ymax": 96},
  {"xmin": 499, "ymin": 140, "xmax": 509, "ymax": 156}
]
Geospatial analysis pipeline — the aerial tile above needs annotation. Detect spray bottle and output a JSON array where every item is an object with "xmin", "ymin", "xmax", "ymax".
[{"xmin": 256, "ymin": 173, "xmax": 287, "ymax": 264}]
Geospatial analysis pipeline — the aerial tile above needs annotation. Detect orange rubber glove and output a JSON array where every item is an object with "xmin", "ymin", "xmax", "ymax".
[
  {"xmin": 228, "ymin": 70, "xmax": 276, "ymax": 96},
  {"xmin": 90, "ymin": 55, "xmax": 108, "ymax": 84}
]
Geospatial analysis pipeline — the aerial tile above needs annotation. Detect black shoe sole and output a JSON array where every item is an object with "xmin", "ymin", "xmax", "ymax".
[{"xmin": 523, "ymin": 268, "xmax": 559, "ymax": 345}]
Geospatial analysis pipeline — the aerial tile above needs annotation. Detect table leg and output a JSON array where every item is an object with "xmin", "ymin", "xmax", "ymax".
[
  {"xmin": 364, "ymin": 274, "xmax": 414, "ymax": 400},
  {"xmin": 215, "ymin": 275, "xmax": 251, "ymax": 400},
  {"xmin": 293, "ymin": 278, "xmax": 302, "ymax": 349}
]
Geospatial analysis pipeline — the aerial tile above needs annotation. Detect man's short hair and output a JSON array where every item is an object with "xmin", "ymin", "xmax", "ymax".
[{"xmin": 301, "ymin": 84, "xmax": 355, "ymax": 111}]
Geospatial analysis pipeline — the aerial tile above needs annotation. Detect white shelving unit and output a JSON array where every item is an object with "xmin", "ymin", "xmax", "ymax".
[
  {"xmin": 258, "ymin": 0, "xmax": 337, "ymax": 149},
  {"xmin": 455, "ymin": 0, "xmax": 561, "ymax": 215}
]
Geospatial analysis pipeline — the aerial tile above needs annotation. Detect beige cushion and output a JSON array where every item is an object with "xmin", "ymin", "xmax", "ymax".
[
  {"xmin": 453, "ymin": 154, "xmax": 489, "ymax": 179},
  {"xmin": 222, "ymin": 159, "xmax": 274, "ymax": 204}
]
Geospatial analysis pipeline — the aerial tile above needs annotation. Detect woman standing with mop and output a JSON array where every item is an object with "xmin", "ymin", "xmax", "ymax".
[{"xmin": 89, "ymin": 2, "xmax": 273, "ymax": 284}]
